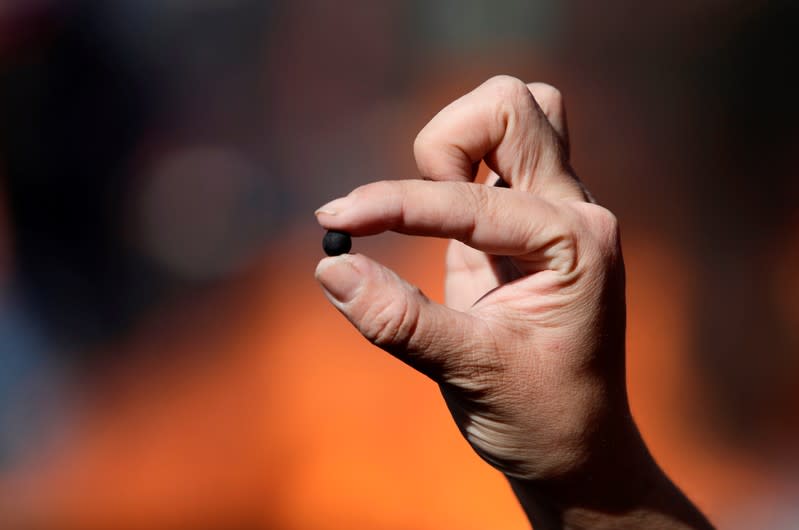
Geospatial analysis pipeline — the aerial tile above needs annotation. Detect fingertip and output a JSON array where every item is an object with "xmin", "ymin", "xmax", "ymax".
[
  {"xmin": 315, "ymin": 255, "xmax": 343, "ymax": 279},
  {"xmin": 315, "ymin": 253, "xmax": 369, "ymax": 280},
  {"xmin": 315, "ymin": 254, "xmax": 368, "ymax": 305}
]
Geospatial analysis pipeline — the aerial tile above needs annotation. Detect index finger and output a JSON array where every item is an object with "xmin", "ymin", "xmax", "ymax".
[{"xmin": 316, "ymin": 180, "xmax": 576, "ymax": 273}]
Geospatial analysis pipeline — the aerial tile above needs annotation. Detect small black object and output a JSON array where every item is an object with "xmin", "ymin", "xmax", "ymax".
[{"xmin": 323, "ymin": 230, "xmax": 352, "ymax": 256}]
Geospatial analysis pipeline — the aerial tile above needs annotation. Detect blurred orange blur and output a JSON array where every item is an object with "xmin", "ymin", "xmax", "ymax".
[{"xmin": 0, "ymin": 227, "xmax": 794, "ymax": 529}]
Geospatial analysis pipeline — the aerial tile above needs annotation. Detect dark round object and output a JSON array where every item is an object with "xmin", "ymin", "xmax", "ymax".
[{"xmin": 322, "ymin": 230, "xmax": 352, "ymax": 256}]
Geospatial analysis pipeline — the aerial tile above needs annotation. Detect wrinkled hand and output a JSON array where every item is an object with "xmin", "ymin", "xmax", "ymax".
[{"xmin": 315, "ymin": 76, "xmax": 710, "ymax": 528}]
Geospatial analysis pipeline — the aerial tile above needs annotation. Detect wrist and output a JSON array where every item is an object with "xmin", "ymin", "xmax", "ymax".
[{"xmin": 506, "ymin": 422, "xmax": 714, "ymax": 529}]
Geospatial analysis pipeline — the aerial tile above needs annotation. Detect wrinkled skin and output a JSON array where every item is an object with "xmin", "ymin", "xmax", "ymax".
[{"xmin": 315, "ymin": 76, "xmax": 712, "ymax": 529}]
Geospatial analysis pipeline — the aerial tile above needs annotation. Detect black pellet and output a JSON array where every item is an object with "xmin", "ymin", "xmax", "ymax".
[{"xmin": 323, "ymin": 230, "xmax": 352, "ymax": 256}]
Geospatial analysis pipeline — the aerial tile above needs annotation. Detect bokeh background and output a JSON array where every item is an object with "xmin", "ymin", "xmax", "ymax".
[{"xmin": 1, "ymin": 1, "xmax": 798, "ymax": 528}]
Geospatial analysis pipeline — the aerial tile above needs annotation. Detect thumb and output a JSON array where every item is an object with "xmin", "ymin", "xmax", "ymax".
[{"xmin": 315, "ymin": 253, "xmax": 496, "ymax": 386}]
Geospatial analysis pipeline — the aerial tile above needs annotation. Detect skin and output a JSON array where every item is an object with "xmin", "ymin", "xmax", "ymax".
[{"xmin": 314, "ymin": 76, "xmax": 714, "ymax": 529}]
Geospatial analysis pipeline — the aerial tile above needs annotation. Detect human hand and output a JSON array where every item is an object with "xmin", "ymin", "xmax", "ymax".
[{"xmin": 315, "ymin": 76, "xmax": 712, "ymax": 529}]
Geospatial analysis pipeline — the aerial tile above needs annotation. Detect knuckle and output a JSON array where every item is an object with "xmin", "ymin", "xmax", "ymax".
[
  {"xmin": 362, "ymin": 293, "xmax": 420, "ymax": 350},
  {"xmin": 575, "ymin": 202, "xmax": 621, "ymax": 253},
  {"xmin": 593, "ymin": 205, "xmax": 620, "ymax": 244},
  {"xmin": 529, "ymin": 82, "xmax": 563, "ymax": 110},
  {"xmin": 457, "ymin": 184, "xmax": 491, "ymax": 239},
  {"xmin": 484, "ymin": 75, "xmax": 530, "ymax": 102},
  {"xmin": 463, "ymin": 183, "xmax": 491, "ymax": 212},
  {"xmin": 484, "ymin": 76, "xmax": 536, "ymax": 132}
]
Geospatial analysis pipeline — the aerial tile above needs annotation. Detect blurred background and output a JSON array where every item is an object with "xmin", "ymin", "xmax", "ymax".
[{"xmin": 1, "ymin": 0, "xmax": 798, "ymax": 528}]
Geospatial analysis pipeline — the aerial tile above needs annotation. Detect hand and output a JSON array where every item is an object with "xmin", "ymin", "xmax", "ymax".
[{"xmin": 315, "ymin": 76, "xmax": 712, "ymax": 529}]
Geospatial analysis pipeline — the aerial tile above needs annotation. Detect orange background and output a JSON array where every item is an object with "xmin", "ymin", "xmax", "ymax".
[{"xmin": 1, "ymin": 2, "xmax": 799, "ymax": 528}]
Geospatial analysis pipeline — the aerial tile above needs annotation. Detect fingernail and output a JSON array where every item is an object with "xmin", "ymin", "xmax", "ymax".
[
  {"xmin": 315, "ymin": 196, "xmax": 352, "ymax": 216},
  {"xmin": 315, "ymin": 255, "xmax": 364, "ymax": 304}
]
